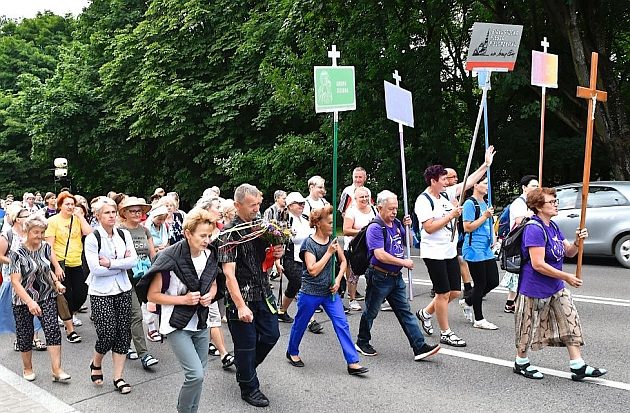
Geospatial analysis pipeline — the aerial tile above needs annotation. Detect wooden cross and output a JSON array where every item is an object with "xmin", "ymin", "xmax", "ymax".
[
  {"xmin": 328, "ymin": 45, "xmax": 340, "ymax": 67},
  {"xmin": 392, "ymin": 70, "xmax": 402, "ymax": 86},
  {"xmin": 575, "ymin": 52, "xmax": 607, "ymax": 280},
  {"xmin": 540, "ymin": 37, "xmax": 549, "ymax": 53}
]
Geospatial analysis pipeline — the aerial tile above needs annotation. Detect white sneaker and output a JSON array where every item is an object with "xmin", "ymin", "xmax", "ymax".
[
  {"xmin": 72, "ymin": 315, "xmax": 83, "ymax": 327},
  {"xmin": 459, "ymin": 299, "xmax": 473, "ymax": 323},
  {"xmin": 349, "ymin": 300, "xmax": 362, "ymax": 311},
  {"xmin": 381, "ymin": 302, "xmax": 392, "ymax": 311},
  {"xmin": 473, "ymin": 319, "xmax": 498, "ymax": 330}
]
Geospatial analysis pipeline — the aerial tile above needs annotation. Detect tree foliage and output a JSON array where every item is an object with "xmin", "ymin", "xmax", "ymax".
[{"xmin": 1, "ymin": 1, "xmax": 628, "ymax": 207}]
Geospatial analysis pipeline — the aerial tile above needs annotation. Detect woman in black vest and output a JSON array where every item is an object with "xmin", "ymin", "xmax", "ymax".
[{"xmin": 143, "ymin": 208, "xmax": 220, "ymax": 413}]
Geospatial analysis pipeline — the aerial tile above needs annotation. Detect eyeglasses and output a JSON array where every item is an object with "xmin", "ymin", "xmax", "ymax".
[
  {"xmin": 127, "ymin": 209, "xmax": 143, "ymax": 214},
  {"xmin": 545, "ymin": 199, "xmax": 559, "ymax": 205}
]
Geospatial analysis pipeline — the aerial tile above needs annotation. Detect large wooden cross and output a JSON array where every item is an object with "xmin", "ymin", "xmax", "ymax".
[{"xmin": 575, "ymin": 52, "xmax": 607, "ymax": 279}]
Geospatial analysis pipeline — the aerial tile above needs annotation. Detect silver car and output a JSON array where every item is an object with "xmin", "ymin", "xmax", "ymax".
[{"xmin": 554, "ymin": 181, "xmax": 630, "ymax": 268}]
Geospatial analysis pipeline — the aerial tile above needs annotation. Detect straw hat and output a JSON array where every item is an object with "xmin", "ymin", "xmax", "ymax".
[{"xmin": 118, "ymin": 196, "xmax": 151, "ymax": 215}]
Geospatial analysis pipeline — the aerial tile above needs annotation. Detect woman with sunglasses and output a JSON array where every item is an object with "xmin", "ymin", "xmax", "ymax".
[
  {"xmin": 513, "ymin": 187, "xmax": 607, "ymax": 381},
  {"xmin": 118, "ymin": 197, "xmax": 160, "ymax": 370},
  {"xmin": 0, "ymin": 205, "xmax": 46, "ymax": 350}
]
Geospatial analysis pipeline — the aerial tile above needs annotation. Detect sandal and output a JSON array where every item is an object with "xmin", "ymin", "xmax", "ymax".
[
  {"xmin": 90, "ymin": 362, "xmax": 103, "ymax": 385},
  {"xmin": 66, "ymin": 331, "xmax": 82, "ymax": 343},
  {"xmin": 440, "ymin": 331, "xmax": 466, "ymax": 347},
  {"xmin": 208, "ymin": 343, "xmax": 220, "ymax": 356},
  {"xmin": 13, "ymin": 340, "xmax": 19, "ymax": 352},
  {"xmin": 221, "ymin": 353, "xmax": 235, "ymax": 369},
  {"xmin": 126, "ymin": 348, "xmax": 138, "ymax": 360},
  {"xmin": 416, "ymin": 310, "xmax": 433, "ymax": 336},
  {"xmin": 308, "ymin": 320, "xmax": 323, "ymax": 334},
  {"xmin": 113, "ymin": 378, "xmax": 131, "ymax": 394},
  {"xmin": 513, "ymin": 362, "xmax": 544, "ymax": 379},
  {"xmin": 32, "ymin": 338, "xmax": 47, "ymax": 351},
  {"xmin": 571, "ymin": 364, "xmax": 607, "ymax": 381},
  {"xmin": 146, "ymin": 330, "xmax": 161, "ymax": 342}
]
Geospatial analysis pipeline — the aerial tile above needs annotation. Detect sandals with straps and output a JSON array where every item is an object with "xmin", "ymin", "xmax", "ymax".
[
  {"xmin": 221, "ymin": 353, "xmax": 235, "ymax": 369},
  {"xmin": 113, "ymin": 378, "xmax": 131, "ymax": 394},
  {"xmin": 513, "ymin": 362, "xmax": 544, "ymax": 379},
  {"xmin": 440, "ymin": 331, "xmax": 466, "ymax": 347},
  {"xmin": 90, "ymin": 362, "xmax": 103, "ymax": 385},
  {"xmin": 208, "ymin": 343, "xmax": 220, "ymax": 356},
  {"xmin": 32, "ymin": 338, "xmax": 47, "ymax": 351},
  {"xmin": 571, "ymin": 364, "xmax": 607, "ymax": 381}
]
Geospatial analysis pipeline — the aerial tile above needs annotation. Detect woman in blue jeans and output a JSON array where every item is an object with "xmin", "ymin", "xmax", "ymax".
[
  {"xmin": 144, "ymin": 208, "xmax": 220, "ymax": 413},
  {"xmin": 286, "ymin": 205, "xmax": 368, "ymax": 375}
]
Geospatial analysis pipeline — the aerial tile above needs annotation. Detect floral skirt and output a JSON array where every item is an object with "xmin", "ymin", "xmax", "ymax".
[{"xmin": 515, "ymin": 288, "xmax": 583, "ymax": 352}]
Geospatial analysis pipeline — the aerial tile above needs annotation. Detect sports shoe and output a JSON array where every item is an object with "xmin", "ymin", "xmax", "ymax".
[
  {"xmin": 354, "ymin": 342, "xmax": 377, "ymax": 356},
  {"xmin": 459, "ymin": 299, "xmax": 474, "ymax": 323},
  {"xmin": 141, "ymin": 353, "xmax": 159, "ymax": 369},
  {"xmin": 440, "ymin": 331, "xmax": 466, "ymax": 347},
  {"xmin": 504, "ymin": 303, "xmax": 515, "ymax": 313},
  {"xmin": 314, "ymin": 306, "xmax": 323, "ymax": 313},
  {"xmin": 307, "ymin": 320, "xmax": 323, "ymax": 334},
  {"xmin": 413, "ymin": 343, "xmax": 440, "ymax": 361},
  {"xmin": 72, "ymin": 315, "xmax": 83, "ymax": 327},
  {"xmin": 349, "ymin": 300, "xmax": 362, "ymax": 311},
  {"xmin": 416, "ymin": 309, "xmax": 433, "ymax": 335},
  {"xmin": 277, "ymin": 312, "xmax": 294, "ymax": 323},
  {"xmin": 473, "ymin": 319, "xmax": 498, "ymax": 330},
  {"xmin": 354, "ymin": 292, "xmax": 365, "ymax": 301},
  {"xmin": 381, "ymin": 302, "xmax": 393, "ymax": 311}
]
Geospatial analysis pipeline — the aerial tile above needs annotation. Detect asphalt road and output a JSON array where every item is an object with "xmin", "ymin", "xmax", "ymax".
[{"xmin": 0, "ymin": 256, "xmax": 628, "ymax": 412}]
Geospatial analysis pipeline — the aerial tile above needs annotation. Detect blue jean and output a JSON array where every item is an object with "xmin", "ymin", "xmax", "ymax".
[
  {"xmin": 287, "ymin": 292, "xmax": 359, "ymax": 364},
  {"xmin": 227, "ymin": 300, "xmax": 280, "ymax": 395},
  {"xmin": 167, "ymin": 328, "xmax": 209, "ymax": 413},
  {"xmin": 357, "ymin": 267, "xmax": 426, "ymax": 351}
]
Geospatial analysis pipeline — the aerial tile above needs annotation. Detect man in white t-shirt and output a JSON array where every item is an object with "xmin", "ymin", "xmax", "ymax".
[
  {"xmin": 339, "ymin": 167, "xmax": 372, "ymax": 216},
  {"xmin": 303, "ymin": 175, "xmax": 329, "ymax": 218},
  {"xmin": 500, "ymin": 174, "xmax": 539, "ymax": 313}
]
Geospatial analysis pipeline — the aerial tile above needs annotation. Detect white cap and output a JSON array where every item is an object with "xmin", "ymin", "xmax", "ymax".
[
  {"xmin": 285, "ymin": 192, "xmax": 305, "ymax": 206},
  {"xmin": 149, "ymin": 205, "xmax": 168, "ymax": 217}
]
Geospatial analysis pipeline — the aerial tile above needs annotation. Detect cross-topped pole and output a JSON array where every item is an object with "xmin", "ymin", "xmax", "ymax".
[
  {"xmin": 538, "ymin": 37, "xmax": 549, "ymax": 184},
  {"xmin": 328, "ymin": 44, "xmax": 340, "ymax": 67},
  {"xmin": 392, "ymin": 70, "xmax": 402, "ymax": 86},
  {"xmin": 575, "ymin": 52, "xmax": 608, "ymax": 280}
]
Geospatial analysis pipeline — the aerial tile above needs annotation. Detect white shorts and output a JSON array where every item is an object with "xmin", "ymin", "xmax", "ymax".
[{"xmin": 207, "ymin": 301, "xmax": 221, "ymax": 328}]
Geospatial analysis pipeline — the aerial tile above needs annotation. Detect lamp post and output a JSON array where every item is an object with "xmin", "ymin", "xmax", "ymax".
[{"xmin": 53, "ymin": 158, "xmax": 70, "ymax": 192}]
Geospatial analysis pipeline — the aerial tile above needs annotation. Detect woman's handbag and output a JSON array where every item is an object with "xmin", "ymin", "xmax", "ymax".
[{"xmin": 56, "ymin": 293, "xmax": 72, "ymax": 321}]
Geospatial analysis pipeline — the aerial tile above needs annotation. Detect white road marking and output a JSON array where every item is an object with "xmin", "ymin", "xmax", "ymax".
[
  {"xmin": 406, "ymin": 279, "xmax": 630, "ymax": 307},
  {"xmin": 439, "ymin": 348, "xmax": 630, "ymax": 391}
]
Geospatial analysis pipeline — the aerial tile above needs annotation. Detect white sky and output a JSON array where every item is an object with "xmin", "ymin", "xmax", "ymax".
[{"xmin": 2, "ymin": 0, "xmax": 90, "ymax": 19}]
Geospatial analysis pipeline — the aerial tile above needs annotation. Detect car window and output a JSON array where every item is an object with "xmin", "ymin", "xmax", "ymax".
[
  {"xmin": 556, "ymin": 187, "xmax": 578, "ymax": 210},
  {"xmin": 586, "ymin": 186, "xmax": 630, "ymax": 208}
]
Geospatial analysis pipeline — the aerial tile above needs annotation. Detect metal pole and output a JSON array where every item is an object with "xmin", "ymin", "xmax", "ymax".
[
  {"xmin": 331, "ymin": 111, "xmax": 339, "ymax": 299},
  {"xmin": 398, "ymin": 123, "xmax": 413, "ymax": 300}
]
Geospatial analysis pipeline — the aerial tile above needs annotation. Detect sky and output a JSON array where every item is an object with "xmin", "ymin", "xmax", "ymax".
[{"xmin": 2, "ymin": 0, "xmax": 90, "ymax": 19}]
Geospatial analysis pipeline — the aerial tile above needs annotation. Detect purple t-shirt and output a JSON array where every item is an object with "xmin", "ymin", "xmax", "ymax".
[
  {"xmin": 366, "ymin": 217, "xmax": 405, "ymax": 273},
  {"xmin": 520, "ymin": 216, "xmax": 565, "ymax": 298}
]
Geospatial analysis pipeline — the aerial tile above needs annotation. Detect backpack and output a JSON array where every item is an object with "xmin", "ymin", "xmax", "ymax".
[
  {"xmin": 81, "ymin": 228, "xmax": 127, "ymax": 278},
  {"xmin": 458, "ymin": 197, "xmax": 481, "ymax": 246},
  {"xmin": 499, "ymin": 217, "xmax": 551, "ymax": 275},
  {"xmin": 347, "ymin": 218, "xmax": 403, "ymax": 275},
  {"xmin": 497, "ymin": 197, "xmax": 526, "ymax": 239},
  {"xmin": 412, "ymin": 191, "xmax": 448, "ymax": 248}
]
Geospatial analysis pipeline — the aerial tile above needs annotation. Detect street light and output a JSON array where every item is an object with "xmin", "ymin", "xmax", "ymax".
[{"xmin": 53, "ymin": 158, "xmax": 71, "ymax": 192}]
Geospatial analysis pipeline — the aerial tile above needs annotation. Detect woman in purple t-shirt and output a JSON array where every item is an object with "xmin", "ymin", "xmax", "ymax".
[{"xmin": 513, "ymin": 187, "xmax": 607, "ymax": 382}]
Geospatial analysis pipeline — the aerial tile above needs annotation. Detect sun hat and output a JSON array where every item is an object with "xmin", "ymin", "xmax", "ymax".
[
  {"xmin": 148, "ymin": 205, "xmax": 168, "ymax": 217},
  {"xmin": 119, "ymin": 196, "xmax": 152, "ymax": 215},
  {"xmin": 285, "ymin": 192, "xmax": 306, "ymax": 206}
]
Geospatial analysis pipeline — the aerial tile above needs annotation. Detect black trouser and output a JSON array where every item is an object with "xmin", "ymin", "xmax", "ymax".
[
  {"xmin": 465, "ymin": 259, "xmax": 499, "ymax": 321},
  {"xmin": 282, "ymin": 255, "xmax": 302, "ymax": 299},
  {"xmin": 91, "ymin": 291, "xmax": 132, "ymax": 355},
  {"xmin": 62, "ymin": 265, "xmax": 88, "ymax": 313}
]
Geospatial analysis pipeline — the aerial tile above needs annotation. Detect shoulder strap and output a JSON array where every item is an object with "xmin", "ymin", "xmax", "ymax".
[
  {"xmin": 525, "ymin": 220, "xmax": 548, "ymax": 244},
  {"xmin": 370, "ymin": 205, "xmax": 377, "ymax": 216},
  {"xmin": 62, "ymin": 215, "xmax": 74, "ymax": 259},
  {"xmin": 421, "ymin": 192, "xmax": 435, "ymax": 211},
  {"xmin": 93, "ymin": 230, "xmax": 102, "ymax": 252}
]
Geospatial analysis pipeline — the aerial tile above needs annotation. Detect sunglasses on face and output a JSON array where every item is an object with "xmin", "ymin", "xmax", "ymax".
[{"xmin": 127, "ymin": 209, "xmax": 143, "ymax": 214}]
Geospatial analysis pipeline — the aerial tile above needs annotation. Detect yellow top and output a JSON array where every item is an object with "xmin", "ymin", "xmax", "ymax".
[{"xmin": 45, "ymin": 215, "xmax": 83, "ymax": 267}]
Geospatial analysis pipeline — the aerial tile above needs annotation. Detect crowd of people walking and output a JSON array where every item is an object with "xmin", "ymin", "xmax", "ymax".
[{"xmin": 0, "ymin": 160, "xmax": 608, "ymax": 411}]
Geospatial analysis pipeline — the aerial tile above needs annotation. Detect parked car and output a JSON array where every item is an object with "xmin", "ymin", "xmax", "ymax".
[{"xmin": 554, "ymin": 181, "xmax": 630, "ymax": 268}]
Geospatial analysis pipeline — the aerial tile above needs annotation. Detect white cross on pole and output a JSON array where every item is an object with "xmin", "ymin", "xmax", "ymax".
[
  {"xmin": 392, "ymin": 70, "xmax": 402, "ymax": 86},
  {"xmin": 541, "ymin": 37, "xmax": 549, "ymax": 53},
  {"xmin": 328, "ymin": 44, "xmax": 340, "ymax": 67}
]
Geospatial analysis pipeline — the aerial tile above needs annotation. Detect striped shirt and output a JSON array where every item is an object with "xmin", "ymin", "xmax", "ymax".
[{"xmin": 9, "ymin": 243, "xmax": 56, "ymax": 306}]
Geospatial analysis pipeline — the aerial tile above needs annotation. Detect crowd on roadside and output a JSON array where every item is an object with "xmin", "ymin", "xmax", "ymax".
[{"xmin": 0, "ymin": 156, "xmax": 607, "ymax": 412}]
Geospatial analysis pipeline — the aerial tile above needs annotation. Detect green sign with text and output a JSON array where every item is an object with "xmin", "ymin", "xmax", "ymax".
[{"xmin": 314, "ymin": 66, "xmax": 356, "ymax": 112}]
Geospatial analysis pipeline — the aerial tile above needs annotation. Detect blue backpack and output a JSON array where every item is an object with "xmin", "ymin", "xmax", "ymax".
[{"xmin": 497, "ymin": 197, "xmax": 526, "ymax": 239}]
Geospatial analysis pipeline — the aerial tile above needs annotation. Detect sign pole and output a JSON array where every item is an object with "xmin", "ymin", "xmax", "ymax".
[
  {"xmin": 391, "ymin": 70, "xmax": 414, "ymax": 300},
  {"xmin": 451, "ymin": 73, "xmax": 490, "ymax": 240},
  {"xmin": 538, "ymin": 37, "xmax": 549, "ymax": 184},
  {"xmin": 575, "ymin": 52, "xmax": 607, "ymax": 279},
  {"xmin": 481, "ymin": 71, "xmax": 492, "ymax": 207},
  {"xmin": 328, "ymin": 45, "xmax": 341, "ymax": 298}
]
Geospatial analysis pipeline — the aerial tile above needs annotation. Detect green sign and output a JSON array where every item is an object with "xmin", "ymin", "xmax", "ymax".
[{"xmin": 314, "ymin": 66, "xmax": 356, "ymax": 113}]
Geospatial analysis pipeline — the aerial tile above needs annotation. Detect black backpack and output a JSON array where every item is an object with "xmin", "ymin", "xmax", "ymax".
[
  {"xmin": 499, "ymin": 217, "xmax": 550, "ymax": 276},
  {"xmin": 412, "ymin": 191, "xmax": 448, "ymax": 248},
  {"xmin": 347, "ymin": 218, "xmax": 404, "ymax": 275},
  {"xmin": 81, "ymin": 228, "xmax": 127, "ymax": 278}
]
